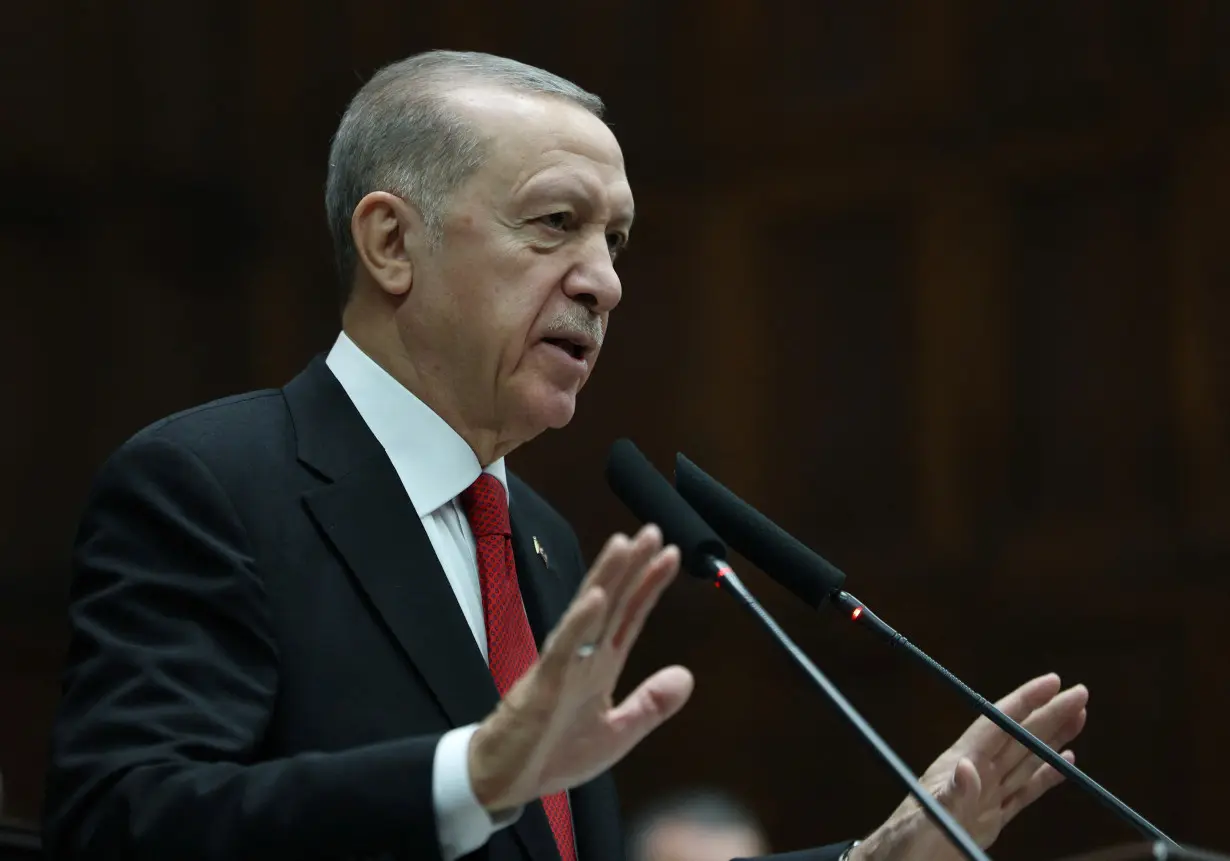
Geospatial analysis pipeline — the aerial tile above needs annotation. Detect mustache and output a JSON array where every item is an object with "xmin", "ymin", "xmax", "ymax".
[{"xmin": 544, "ymin": 305, "xmax": 604, "ymax": 347}]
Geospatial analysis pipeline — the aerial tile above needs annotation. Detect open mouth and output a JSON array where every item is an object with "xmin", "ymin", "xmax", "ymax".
[{"xmin": 543, "ymin": 337, "xmax": 588, "ymax": 360}]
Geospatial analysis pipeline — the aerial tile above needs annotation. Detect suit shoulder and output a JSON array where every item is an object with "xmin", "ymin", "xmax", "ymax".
[
  {"xmin": 111, "ymin": 389, "xmax": 292, "ymax": 473},
  {"xmin": 129, "ymin": 389, "xmax": 286, "ymax": 446}
]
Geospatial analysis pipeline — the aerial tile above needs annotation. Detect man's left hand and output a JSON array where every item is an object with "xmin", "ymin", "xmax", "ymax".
[{"xmin": 853, "ymin": 673, "xmax": 1089, "ymax": 861}]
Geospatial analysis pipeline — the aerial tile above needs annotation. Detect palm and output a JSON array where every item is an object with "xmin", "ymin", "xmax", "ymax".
[
  {"xmin": 469, "ymin": 527, "xmax": 694, "ymax": 812},
  {"xmin": 530, "ymin": 642, "xmax": 691, "ymax": 797},
  {"xmin": 537, "ymin": 691, "xmax": 622, "ymax": 792},
  {"xmin": 914, "ymin": 749, "xmax": 1007, "ymax": 850}
]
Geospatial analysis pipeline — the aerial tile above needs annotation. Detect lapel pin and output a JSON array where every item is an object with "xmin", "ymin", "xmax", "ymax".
[{"xmin": 533, "ymin": 536, "xmax": 549, "ymax": 568}]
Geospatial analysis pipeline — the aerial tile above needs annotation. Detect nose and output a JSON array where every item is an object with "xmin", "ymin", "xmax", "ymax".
[{"xmin": 562, "ymin": 234, "xmax": 622, "ymax": 315}]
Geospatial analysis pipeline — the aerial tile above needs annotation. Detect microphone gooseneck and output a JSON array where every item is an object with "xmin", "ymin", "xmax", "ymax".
[
  {"xmin": 674, "ymin": 451, "xmax": 1178, "ymax": 849},
  {"xmin": 605, "ymin": 439, "xmax": 993, "ymax": 861}
]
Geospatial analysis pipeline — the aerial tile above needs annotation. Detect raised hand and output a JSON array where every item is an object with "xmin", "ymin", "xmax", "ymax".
[
  {"xmin": 854, "ymin": 673, "xmax": 1089, "ymax": 861},
  {"xmin": 467, "ymin": 524, "xmax": 694, "ymax": 812}
]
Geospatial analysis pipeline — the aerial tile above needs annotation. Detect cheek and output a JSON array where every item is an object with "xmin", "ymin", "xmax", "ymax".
[
  {"xmin": 504, "ymin": 262, "xmax": 570, "ymax": 332},
  {"xmin": 447, "ymin": 281, "xmax": 539, "ymax": 369},
  {"xmin": 440, "ymin": 244, "xmax": 570, "ymax": 352}
]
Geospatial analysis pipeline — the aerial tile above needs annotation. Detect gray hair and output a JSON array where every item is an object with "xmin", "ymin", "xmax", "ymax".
[
  {"xmin": 626, "ymin": 788, "xmax": 769, "ymax": 861},
  {"xmin": 324, "ymin": 50, "xmax": 605, "ymax": 301}
]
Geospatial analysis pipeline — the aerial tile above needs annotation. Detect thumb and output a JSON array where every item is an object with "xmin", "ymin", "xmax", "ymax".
[
  {"xmin": 606, "ymin": 666, "xmax": 694, "ymax": 753},
  {"xmin": 935, "ymin": 757, "xmax": 981, "ymax": 815}
]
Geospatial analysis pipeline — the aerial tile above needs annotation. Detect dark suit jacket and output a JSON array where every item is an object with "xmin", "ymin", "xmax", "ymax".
[{"xmin": 43, "ymin": 357, "xmax": 852, "ymax": 861}]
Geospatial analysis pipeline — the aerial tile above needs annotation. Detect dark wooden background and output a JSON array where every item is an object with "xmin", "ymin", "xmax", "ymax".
[{"xmin": 2, "ymin": 1, "xmax": 1228, "ymax": 858}]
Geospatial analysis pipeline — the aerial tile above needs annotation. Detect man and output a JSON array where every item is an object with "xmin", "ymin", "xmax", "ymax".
[
  {"xmin": 42, "ymin": 50, "xmax": 1088, "ymax": 861},
  {"xmin": 627, "ymin": 789, "xmax": 769, "ymax": 861}
]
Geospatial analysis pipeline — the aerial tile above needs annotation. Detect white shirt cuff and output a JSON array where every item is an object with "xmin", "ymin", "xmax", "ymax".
[{"xmin": 433, "ymin": 724, "xmax": 522, "ymax": 860}]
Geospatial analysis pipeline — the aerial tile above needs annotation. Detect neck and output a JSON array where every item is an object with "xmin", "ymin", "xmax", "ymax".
[{"xmin": 340, "ymin": 303, "xmax": 519, "ymax": 467}]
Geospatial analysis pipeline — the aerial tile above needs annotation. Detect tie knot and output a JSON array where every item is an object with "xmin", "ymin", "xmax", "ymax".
[{"xmin": 460, "ymin": 473, "xmax": 510, "ymax": 538}]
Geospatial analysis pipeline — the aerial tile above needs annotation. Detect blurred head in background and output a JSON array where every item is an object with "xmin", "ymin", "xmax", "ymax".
[{"xmin": 627, "ymin": 788, "xmax": 769, "ymax": 861}]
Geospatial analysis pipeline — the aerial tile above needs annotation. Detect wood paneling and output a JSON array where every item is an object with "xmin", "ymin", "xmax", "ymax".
[
  {"xmin": 1, "ymin": 2, "xmax": 1227, "ymax": 857},
  {"xmin": 913, "ymin": 170, "xmax": 1009, "ymax": 560},
  {"xmin": 756, "ymin": 202, "xmax": 915, "ymax": 548},
  {"xmin": 1005, "ymin": 161, "xmax": 1175, "ymax": 526},
  {"xmin": 972, "ymin": 0, "xmax": 1169, "ymax": 126},
  {"xmin": 1171, "ymin": 122, "xmax": 1230, "ymax": 538}
]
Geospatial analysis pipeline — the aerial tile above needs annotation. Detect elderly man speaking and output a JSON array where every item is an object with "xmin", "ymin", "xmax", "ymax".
[{"xmin": 42, "ymin": 50, "xmax": 1088, "ymax": 861}]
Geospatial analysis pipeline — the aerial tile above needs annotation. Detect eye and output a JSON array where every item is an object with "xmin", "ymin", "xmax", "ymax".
[
  {"xmin": 539, "ymin": 212, "xmax": 575, "ymax": 231},
  {"xmin": 606, "ymin": 231, "xmax": 629, "ymax": 260}
]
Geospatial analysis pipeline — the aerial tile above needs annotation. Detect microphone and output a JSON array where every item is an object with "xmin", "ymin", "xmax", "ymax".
[
  {"xmin": 605, "ymin": 438, "xmax": 992, "ymax": 861},
  {"xmin": 673, "ymin": 452, "xmax": 1177, "ymax": 848}
]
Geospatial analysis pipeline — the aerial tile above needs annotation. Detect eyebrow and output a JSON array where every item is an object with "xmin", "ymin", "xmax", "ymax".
[{"xmin": 518, "ymin": 175, "xmax": 634, "ymax": 226}]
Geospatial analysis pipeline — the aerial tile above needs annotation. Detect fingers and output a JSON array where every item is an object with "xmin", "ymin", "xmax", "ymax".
[
  {"xmin": 957, "ymin": 673, "xmax": 1063, "ymax": 761},
  {"xmin": 603, "ymin": 665, "xmax": 695, "ymax": 760},
  {"xmin": 610, "ymin": 544, "xmax": 680, "ymax": 651},
  {"xmin": 996, "ymin": 703, "xmax": 1087, "ymax": 799},
  {"xmin": 573, "ymin": 525, "xmax": 679, "ymax": 657},
  {"xmin": 1000, "ymin": 749, "xmax": 1076, "ymax": 823},
  {"xmin": 536, "ymin": 526, "xmax": 676, "ymax": 696},
  {"xmin": 538, "ymin": 585, "xmax": 609, "ymax": 681},
  {"xmin": 580, "ymin": 526, "xmax": 664, "ymax": 642},
  {"xmin": 600, "ymin": 526, "xmax": 668, "ymax": 646},
  {"xmin": 577, "ymin": 531, "xmax": 638, "ymax": 605},
  {"xmin": 991, "ymin": 684, "xmax": 1088, "ymax": 783}
]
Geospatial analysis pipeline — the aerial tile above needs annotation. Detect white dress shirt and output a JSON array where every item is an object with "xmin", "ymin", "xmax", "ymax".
[{"xmin": 325, "ymin": 331, "xmax": 518, "ymax": 860}]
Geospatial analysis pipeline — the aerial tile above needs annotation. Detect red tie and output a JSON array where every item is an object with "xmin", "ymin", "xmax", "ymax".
[{"xmin": 461, "ymin": 474, "xmax": 578, "ymax": 861}]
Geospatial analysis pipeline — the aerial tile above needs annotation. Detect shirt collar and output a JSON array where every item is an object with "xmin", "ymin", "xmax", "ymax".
[{"xmin": 324, "ymin": 331, "xmax": 509, "ymax": 516}]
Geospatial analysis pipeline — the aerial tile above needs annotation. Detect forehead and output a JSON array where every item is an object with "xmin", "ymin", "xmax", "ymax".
[{"xmin": 447, "ymin": 85, "xmax": 631, "ymax": 207}]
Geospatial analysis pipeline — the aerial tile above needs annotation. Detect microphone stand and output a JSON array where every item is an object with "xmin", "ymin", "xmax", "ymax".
[
  {"xmin": 670, "ymin": 450, "xmax": 1177, "ymax": 848},
  {"xmin": 831, "ymin": 591, "xmax": 1177, "ymax": 849},
  {"xmin": 705, "ymin": 559, "xmax": 993, "ymax": 861}
]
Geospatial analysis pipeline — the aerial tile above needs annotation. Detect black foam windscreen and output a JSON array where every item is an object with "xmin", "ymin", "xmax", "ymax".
[
  {"xmin": 674, "ymin": 453, "xmax": 846, "ymax": 607},
  {"xmin": 605, "ymin": 439, "xmax": 726, "ymax": 576}
]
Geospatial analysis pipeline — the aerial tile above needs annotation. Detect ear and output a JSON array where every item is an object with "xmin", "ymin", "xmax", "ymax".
[{"xmin": 351, "ymin": 192, "xmax": 423, "ymax": 297}]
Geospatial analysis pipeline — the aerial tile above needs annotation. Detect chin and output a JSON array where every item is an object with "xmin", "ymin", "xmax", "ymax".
[
  {"xmin": 517, "ymin": 385, "xmax": 579, "ymax": 434},
  {"xmin": 540, "ymin": 392, "xmax": 579, "ymax": 429}
]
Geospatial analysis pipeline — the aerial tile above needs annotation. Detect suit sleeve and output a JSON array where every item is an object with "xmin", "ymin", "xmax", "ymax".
[{"xmin": 42, "ymin": 435, "xmax": 445, "ymax": 861}]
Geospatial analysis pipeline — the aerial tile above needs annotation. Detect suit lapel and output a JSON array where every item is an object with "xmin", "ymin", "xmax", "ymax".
[
  {"xmin": 303, "ymin": 461, "xmax": 500, "ymax": 729},
  {"xmin": 310, "ymin": 483, "xmax": 569, "ymax": 861},
  {"xmin": 510, "ymin": 506, "xmax": 572, "ymax": 649},
  {"xmin": 286, "ymin": 358, "xmax": 574, "ymax": 861},
  {"xmin": 286, "ymin": 358, "xmax": 499, "ymax": 730}
]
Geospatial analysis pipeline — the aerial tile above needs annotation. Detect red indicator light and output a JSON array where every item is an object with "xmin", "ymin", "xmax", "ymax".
[{"xmin": 851, "ymin": 606, "xmax": 863, "ymax": 621}]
